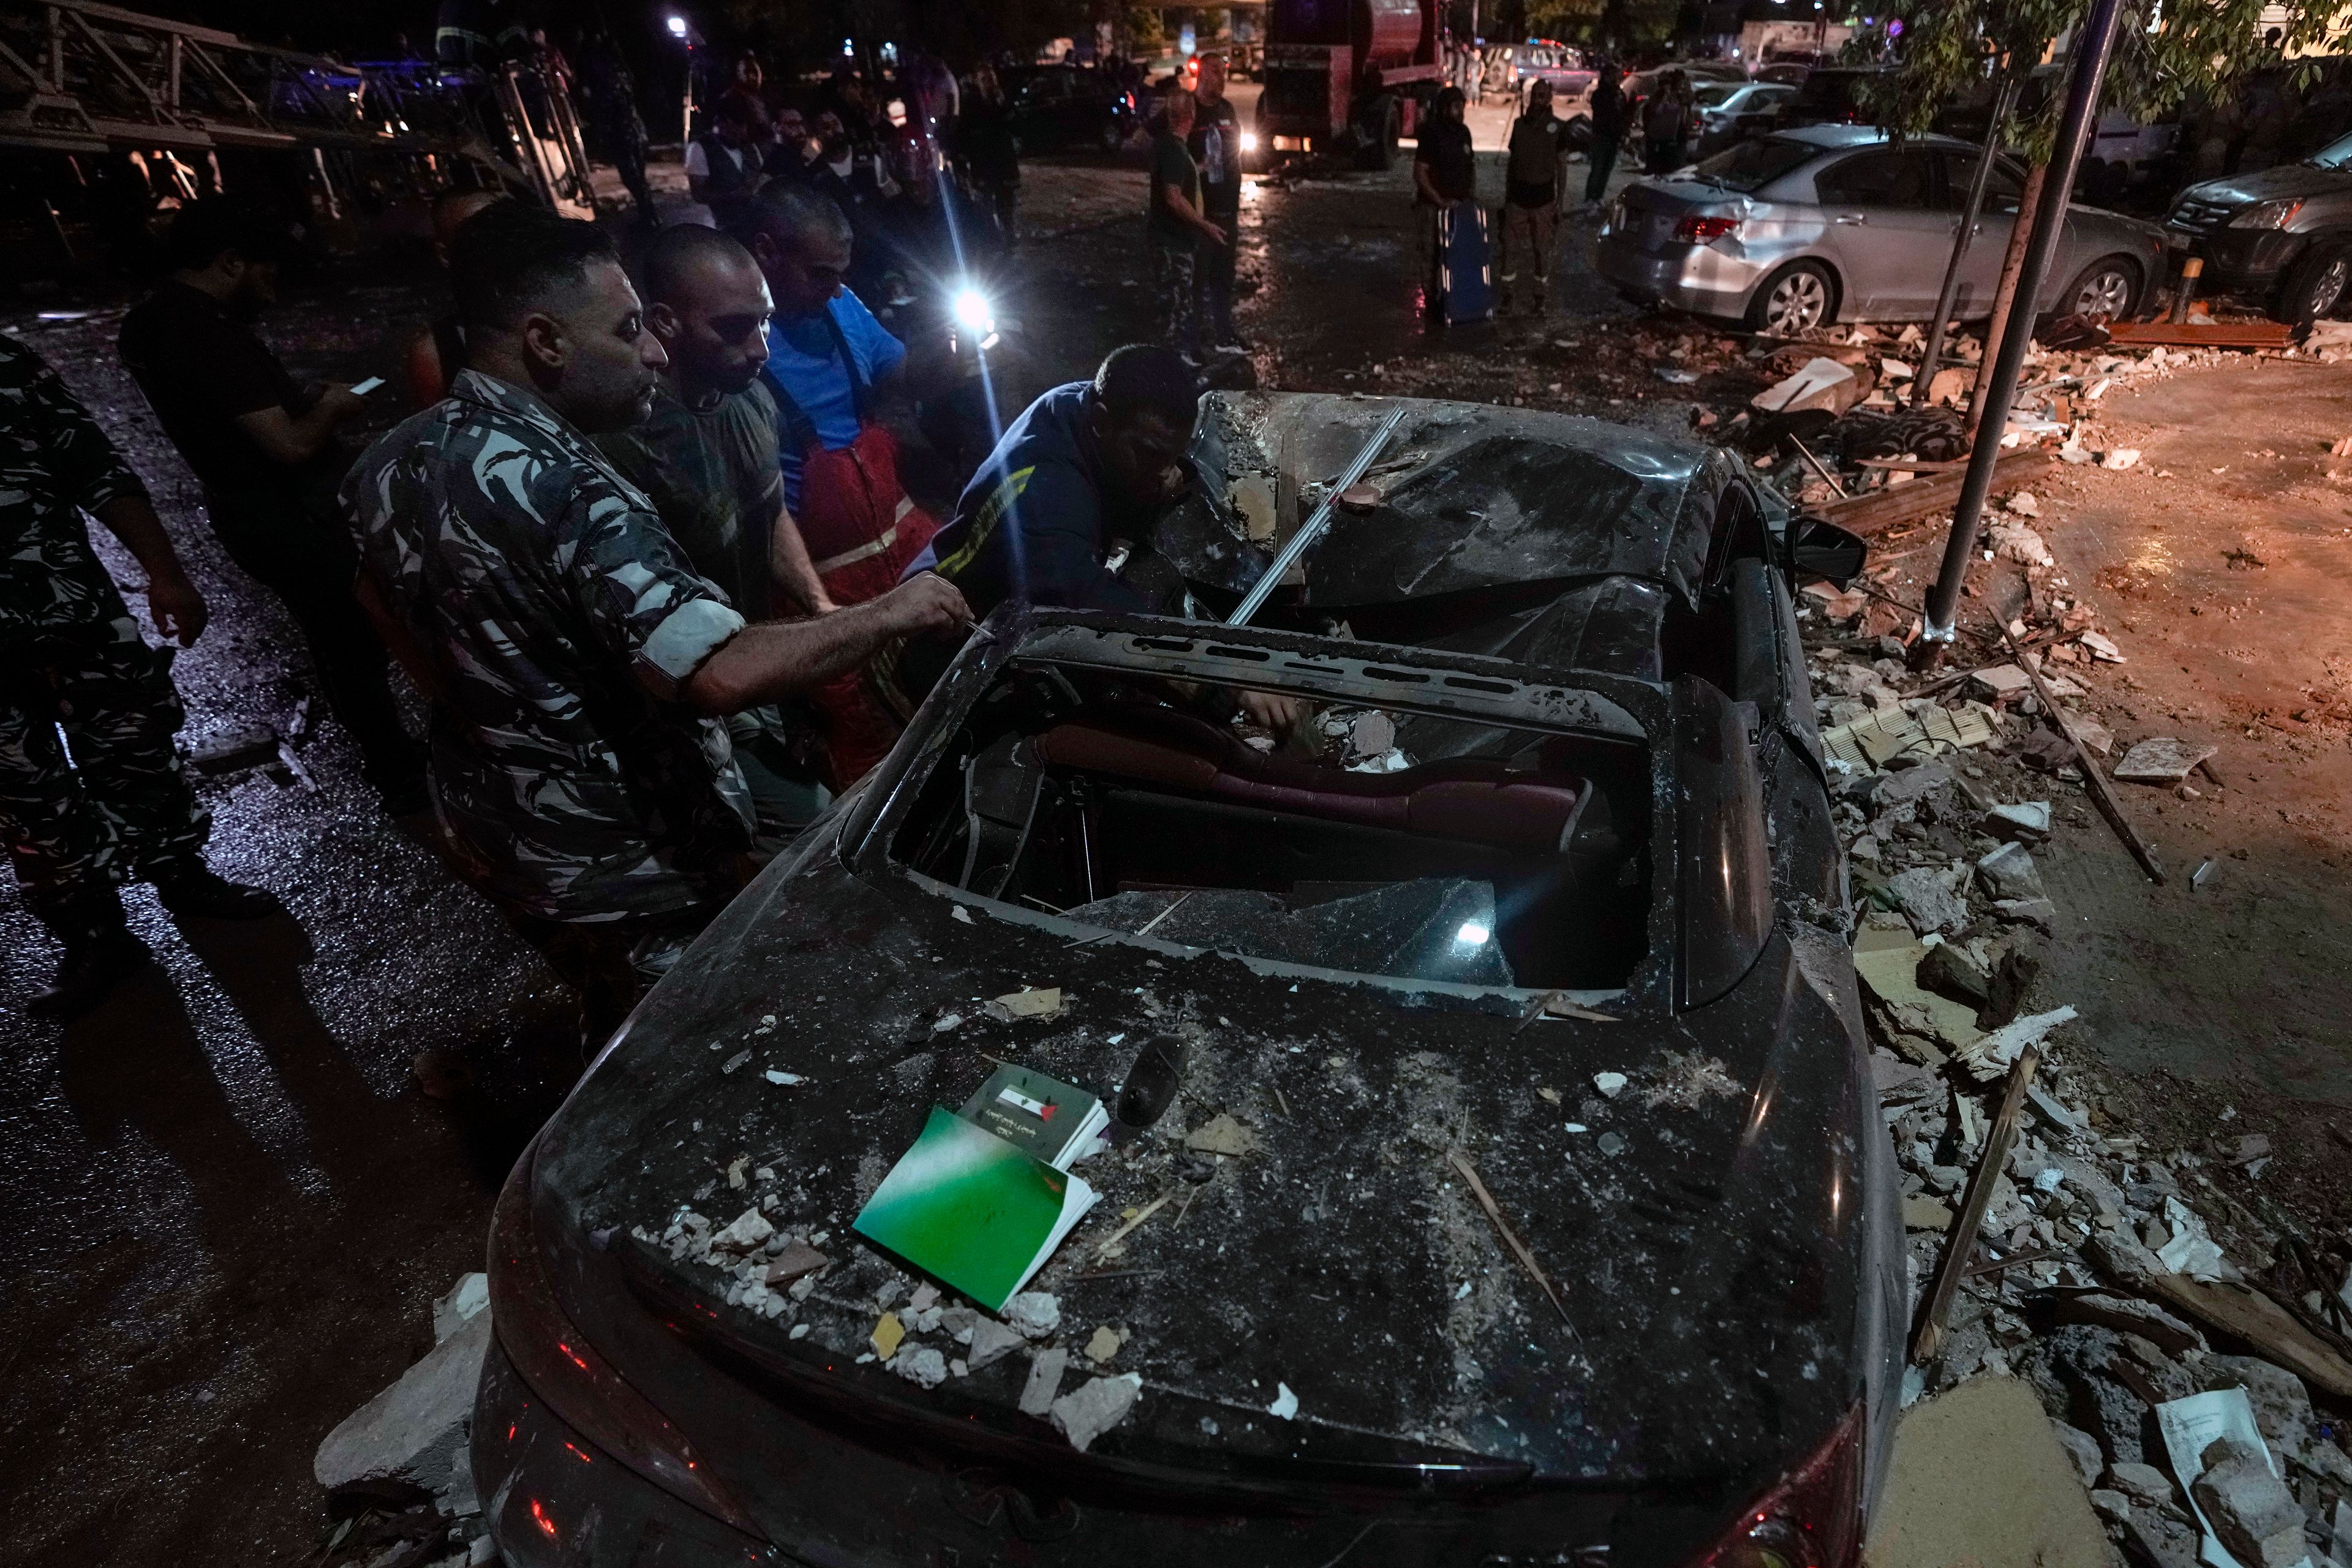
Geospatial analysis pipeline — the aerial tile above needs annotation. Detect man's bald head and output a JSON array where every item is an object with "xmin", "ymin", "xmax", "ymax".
[
  {"xmin": 732, "ymin": 182, "xmax": 853, "ymax": 320},
  {"xmin": 639, "ymin": 221, "xmax": 774, "ymax": 399}
]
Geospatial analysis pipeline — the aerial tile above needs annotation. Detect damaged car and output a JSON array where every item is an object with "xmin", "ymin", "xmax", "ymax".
[{"xmin": 472, "ymin": 393, "xmax": 1905, "ymax": 1568}]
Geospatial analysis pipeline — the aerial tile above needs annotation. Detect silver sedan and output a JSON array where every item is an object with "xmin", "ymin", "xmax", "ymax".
[{"xmin": 1594, "ymin": 124, "xmax": 2170, "ymax": 333}]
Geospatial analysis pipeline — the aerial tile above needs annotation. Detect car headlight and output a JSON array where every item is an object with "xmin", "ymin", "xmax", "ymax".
[
  {"xmin": 2229, "ymin": 197, "xmax": 2305, "ymax": 230},
  {"xmin": 1240, "ymin": 130, "xmax": 1259, "ymax": 153}
]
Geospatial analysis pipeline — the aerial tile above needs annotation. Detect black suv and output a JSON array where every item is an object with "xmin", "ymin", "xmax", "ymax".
[{"xmin": 2168, "ymin": 130, "xmax": 2352, "ymax": 321}]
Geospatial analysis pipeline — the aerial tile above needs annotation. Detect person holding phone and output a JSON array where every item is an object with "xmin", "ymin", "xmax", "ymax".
[{"xmin": 119, "ymin": 198, "xmax": 427, "ymax": 816}]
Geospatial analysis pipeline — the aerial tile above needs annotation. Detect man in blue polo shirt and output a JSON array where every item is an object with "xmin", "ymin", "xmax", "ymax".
[{"xmin": 731, "ymin": 181, "xmax": 941, "ymax": 782}]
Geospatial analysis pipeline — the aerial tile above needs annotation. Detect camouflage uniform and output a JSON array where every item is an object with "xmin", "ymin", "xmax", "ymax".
[
  {"xmin": 0, "ymin": 336, "xmax": 210, "ymax": 938},
  {"xmin": 342, "ymin": 369, "xmax": 753, "ymax": 1026}
]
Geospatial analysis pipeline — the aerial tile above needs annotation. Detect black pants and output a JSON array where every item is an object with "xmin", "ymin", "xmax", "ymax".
[
  {"xmin": 0, "ymin": 617, "xmax": 209, "ymax": 938},
  {"xmin": 505, "ymin": 902, "xmax": 722, "ymax": 1053},
  {"xmin": 1585, "ymin": 130, "xmax": 1621, "ymax": 204},
  {"xmin": 204, "ymin": 487, "xmax": 423, "ymax": 795},
  {"xmin": 1196, "ymin": 202, "xmax": 1240, "ymax": 341}
]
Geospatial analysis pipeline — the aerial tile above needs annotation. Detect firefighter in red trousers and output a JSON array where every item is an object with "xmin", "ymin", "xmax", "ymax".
[{"xmin": 733, "ymin": 181, "xmax": 970, "ymax": 786}]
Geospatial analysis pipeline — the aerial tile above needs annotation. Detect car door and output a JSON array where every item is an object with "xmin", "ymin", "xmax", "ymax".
[
  {"xmin": 1812, "ymin": 147, "xmax": 1948, "ymax": 318},
  {"xmin": 1937, "ymin": 148, "xmax": 2026, "ymax": 318}
]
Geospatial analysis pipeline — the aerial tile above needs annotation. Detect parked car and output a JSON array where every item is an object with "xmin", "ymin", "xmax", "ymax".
[
  {"xmin": 1003, "ymin": 64, "xmax": 1140, "ymax": 153},
  {"xmin": 1596, "ymin": 124, "xmax": 2168, "ymax": 333},
  {"xmin": 1694, "ymin": 80, "xmax": 1796, "ymax": 156},
  {"xmin": 469, "ymin": 390, "xmax": 1900, "ymax": 1568},
  {"xmin": 1774, "ymin": 66, "xmax": 1886, "ymax": 130},
  {"xmin": 1754, "ymin": 60, "xmax": 1815, "ymax": 86},
  {"xmin": 2167, "ymin": 127, "xmax": 2352, "ymax": 321}
]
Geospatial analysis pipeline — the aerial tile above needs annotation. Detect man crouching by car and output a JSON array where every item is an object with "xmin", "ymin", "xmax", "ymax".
[
  {"xmin": 343, "ymin": 201, "xmax": 970, "ymax": 1048},
  {"xmin": 884, "ymin": 343, "xmax": 1296, "ymax": 736}
]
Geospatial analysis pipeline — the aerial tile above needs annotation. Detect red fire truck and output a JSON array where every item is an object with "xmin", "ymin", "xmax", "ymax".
[{"xmin": 1253, "ymin": 0, "xmax": 1445, "ymax": 168}]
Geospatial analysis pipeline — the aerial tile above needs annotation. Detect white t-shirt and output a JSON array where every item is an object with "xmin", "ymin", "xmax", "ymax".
[{"xmin": 684, "ymin": 140, "xmax": 746, "ymax": 179}]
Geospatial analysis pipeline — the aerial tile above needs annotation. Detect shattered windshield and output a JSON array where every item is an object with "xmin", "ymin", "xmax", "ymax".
[
  {"xmin": 885, "ymin": 633, "xmax": 1654, "ymax": 994},
  {"xmin": 1691, "ymin": 135, "xmax": 1818, "ymax": 192}
]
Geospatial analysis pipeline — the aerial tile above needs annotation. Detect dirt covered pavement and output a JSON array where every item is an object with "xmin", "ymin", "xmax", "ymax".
[{"xmin": 1, "ymin": 122, "xmax": 2349, "ymax": 1566}]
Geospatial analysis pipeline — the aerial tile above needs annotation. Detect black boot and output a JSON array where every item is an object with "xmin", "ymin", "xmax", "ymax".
[
  {"xmin": 154, "ymin": 867, "xmax": 282, "ymax": 919},
  {"xmin": 30, "ymin": 927, "xmax": 153, "ymax": 1018}
]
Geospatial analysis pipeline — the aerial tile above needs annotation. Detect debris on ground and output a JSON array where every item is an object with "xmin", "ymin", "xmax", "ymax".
[
  {"xmin": 312, "ymin": 1279, "xmax": 495, "ymax": 1566},
  {"xmin": 1773, "ymin": 376, "xmax": 2352, "ymax": 1568}
]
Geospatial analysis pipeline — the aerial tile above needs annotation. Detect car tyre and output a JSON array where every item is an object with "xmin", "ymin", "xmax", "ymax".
[
  {"xmin": 1745, "ymin": 260, "xmax": 1838, "ymax": 335},
  {"xmin": 2056, "ymin": 254, "xmax": 2140, "ymax": 322},
  {"xmin": 1099, "ymin": 116, "xmax": 1127, "ymax": 153},
  {"xmin": 2274, "ymin": 242, "xmax": 2352, "ymax": 324}
]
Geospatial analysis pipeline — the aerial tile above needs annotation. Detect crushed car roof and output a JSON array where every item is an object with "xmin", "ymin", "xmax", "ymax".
[{"xmin": 1159, "ymin": 393, "xmax": 1738, "ymax": 612}]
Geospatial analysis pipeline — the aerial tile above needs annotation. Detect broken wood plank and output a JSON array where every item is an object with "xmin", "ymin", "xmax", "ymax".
[
  {"xmin": 1913, "ymin": 1042, "xmax": 2042, "ymax": 1364},
  {"xmin": 1817, "ymin": 449, "xmax": 2052, "ymax": 535},
  {"xmin": 2105, "ymin": 320, "xmax": 2295, "ymax": 350},
  {"xmin": 2135, "ymin": 1273, "xmax": 2352, "ymax": 1398},
  {"xmin": 2000, "ymin": 625, "xmax": 2166, "ymax": 884}
]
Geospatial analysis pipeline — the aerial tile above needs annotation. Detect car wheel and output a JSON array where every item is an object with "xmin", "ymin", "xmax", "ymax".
[
  {"xmin": 2059, "ymin": 255, "xmax": 2139, "ymax": 320},
  {"xmin": 1746, "ymin": 260, "xmax": 1837, "ymax": 335},
  {"xmin": 2275, "ymin": 243, "xmax": 2352, "ymax": 323}
]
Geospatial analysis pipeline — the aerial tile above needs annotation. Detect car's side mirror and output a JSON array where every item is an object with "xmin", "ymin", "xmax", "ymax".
[{"xmin": 1790, "ymin": 516, "xmax": 1869, "ymax": 586}]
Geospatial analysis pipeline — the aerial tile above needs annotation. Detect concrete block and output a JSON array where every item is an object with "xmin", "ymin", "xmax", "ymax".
[{"xmin": 315, "ymin": 1310, "xmax": 492, "ymax": 1497}]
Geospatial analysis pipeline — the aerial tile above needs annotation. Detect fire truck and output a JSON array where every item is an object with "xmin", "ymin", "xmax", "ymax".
[{"xmin": 1253, "ymin": 0, "xmax": 1444, "ymax": 169}]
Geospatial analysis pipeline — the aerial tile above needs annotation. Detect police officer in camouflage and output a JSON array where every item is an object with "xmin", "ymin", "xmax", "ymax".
[
  {"xmin": 1, "ymin": 336, "xmax": 279, "ymax": 1017},
  {"xmin": 344, "ymin": 202, "xmax": 970, "ymax": 1046}
]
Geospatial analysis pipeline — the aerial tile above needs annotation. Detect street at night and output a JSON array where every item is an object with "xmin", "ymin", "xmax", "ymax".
[{"xmin": 3, "ymin": 6, "xmax": 2352, "ymax": 1567}]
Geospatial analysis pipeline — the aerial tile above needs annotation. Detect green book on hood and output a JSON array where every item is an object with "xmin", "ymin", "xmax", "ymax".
[{"xmin": 852, "ymin": 1106, "xmax": 1099, "ymax": 1311}]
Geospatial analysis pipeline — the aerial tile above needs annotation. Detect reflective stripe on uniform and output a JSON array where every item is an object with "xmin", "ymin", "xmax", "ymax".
[{"xmin": 932, "ymin": 466, "xmax": 1033, "ymax": 582}]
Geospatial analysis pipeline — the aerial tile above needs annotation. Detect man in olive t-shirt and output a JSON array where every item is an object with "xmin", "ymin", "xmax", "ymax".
[
  {"xmin": 594, "ymin": 224, "xmax": 837, "ymax": 838},
  {"xmin": 1147, "ymin": 88, "xmax": 1226, "ymax": 364}
]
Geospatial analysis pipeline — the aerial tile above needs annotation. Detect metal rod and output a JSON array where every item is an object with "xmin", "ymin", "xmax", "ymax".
[
  {"xmin": 1227, "ymin": 405, "xmax": 1409, "ymax": 627},
  {"xmin": 1920, "ymin": 0, "xmax": 2125, "ymax": 648},
  {"xmin": 1913, "ymin": 74, "xmax": 2017, "ymax": 408},
  {"xmin": 1787, "ymin": 433, "xmax": 1847, "ymax": 498}
]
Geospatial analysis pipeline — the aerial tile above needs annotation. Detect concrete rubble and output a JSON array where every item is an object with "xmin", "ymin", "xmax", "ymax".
[
  {"xmin": 312, "ymin": 1276, "xmax": 496, "ymax": 1567},
  {"xmin": 1790, "ymin": 448, "xmax": 2352, "ymax": 1568}
]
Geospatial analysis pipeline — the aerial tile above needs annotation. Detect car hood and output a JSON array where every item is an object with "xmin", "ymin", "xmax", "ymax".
[
  {"xmin": 530, "ymin": 832, "xmax": 1886, "ymax": 1500},
  {"xmin": 1158, "ymin": 393, "xmax": 1725, "ymax": 613},
  {"xmin": 2179, "ymin": 162, "xmax": 2352, "ymax": 208}
]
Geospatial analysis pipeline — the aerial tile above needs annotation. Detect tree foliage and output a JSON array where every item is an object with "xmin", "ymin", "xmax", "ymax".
[{"xmin": 1863, "ymin": 0, "xmax": 2347, "ymax": 161}]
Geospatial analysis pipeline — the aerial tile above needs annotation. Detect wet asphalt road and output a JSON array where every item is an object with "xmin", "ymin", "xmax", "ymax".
[{"xmin": 0, "ymin": 277, "xmax": 579, "ymax": 1566}]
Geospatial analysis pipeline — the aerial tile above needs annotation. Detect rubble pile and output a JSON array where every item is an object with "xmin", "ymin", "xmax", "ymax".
[
  {"xmin": 311, "ymin": 1275, "xmax": 496, "ymax": 1568},
  {"xmin": 1796, "ymin": 509, "xmax": 2352, "ymax": 1567}
]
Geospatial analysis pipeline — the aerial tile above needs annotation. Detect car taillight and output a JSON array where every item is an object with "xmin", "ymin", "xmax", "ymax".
[
  {"xmin": 1675, "ymin": 214, "xmax": 1741, "ymax": 243},
  {"xmin": 1687, "ymin": 1406, "xmax": 1864, "ymax": 1568},
  {"xmin": 486, "ymin": 1145, "xmax": 766, "ymax": 1537}
]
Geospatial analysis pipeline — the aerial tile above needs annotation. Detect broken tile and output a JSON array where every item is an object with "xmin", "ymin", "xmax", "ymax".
[
  {"xmin": 1185, "ymin": 1113, "xmax": 1260, "ymax": 1157},
  {"xmin": 2114, "ymin": 737, "xmax": 2218, "ymax": 783},
  {"xmin": 1084, "ymin": 1324, "xmax": 1128, "ymax": 1364},
  {"xmin": 1019, "ymin": 1348, "xmax": 1069, "ymax": 1416},
  {"xmin": 990, "ymin": 987, "xmax": 1064, "ymax": 1019},
  {"xmin": 1977, "ymin": 842, "xmax": 2046, "ymax": 902},
  {"xmin": 1050, "ymin": 1372, "xmax": 1142, "ymax": 1451}
]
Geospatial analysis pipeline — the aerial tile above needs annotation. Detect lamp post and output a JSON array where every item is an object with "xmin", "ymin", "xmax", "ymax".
[
  {"xmin": 666, "ymin": 13, "xmax": 697, "ymax": 145},
  {"xmin": 1917, "ymin": 0, "xmax": 2125, "ymax": 659}
]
